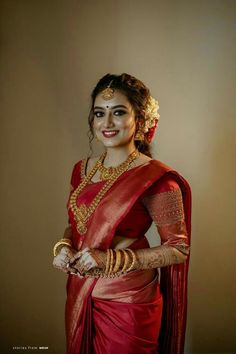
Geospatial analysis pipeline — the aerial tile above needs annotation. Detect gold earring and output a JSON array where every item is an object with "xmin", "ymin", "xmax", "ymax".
[{"xmin": 134, "ymin": 128, "xmax": 144, "ymax": 141}]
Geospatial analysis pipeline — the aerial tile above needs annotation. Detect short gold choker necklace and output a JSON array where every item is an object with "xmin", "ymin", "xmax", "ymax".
[{"xmin": 97, "ymin": 151, "xmax": 139, "ymax": 181}]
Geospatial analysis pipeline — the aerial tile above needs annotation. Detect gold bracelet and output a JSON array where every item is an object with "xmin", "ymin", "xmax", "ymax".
[
  {"xmin": 105, "ymin": 249, "xmax": 111, "ymax": 275},
  {"xmin": 61, "ymin": 237, "xmax": 72, "ymax": 244},
  {"xmin": 84, "ymin": 249, "xmax": 133, "ymax": 279},
  {"xmin": 112, "ymin": 250, "xmax": 122, "ymax": 273},
  {"xmin": 125, "ymin": 248, "xmax": 137, "ymax": 273},
  {"xmin": 120, "ymin": 249, "xmax": 129, "ymax": 273},
  {"xmin": 108, "ymin": 249, "xmax": 114, "ymax": 275},
  {"xmin": 53, "ymin": 239, "xmax": 72, "ymax": 257}
]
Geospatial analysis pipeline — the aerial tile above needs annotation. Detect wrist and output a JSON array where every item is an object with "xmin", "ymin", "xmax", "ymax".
[
  {"xmin": 85, "ymin": 248, "xmax": 138, "ymax": 278},
  {"xmin": 53, "ymin": 238, "xmax": 72, "ymax": 257}
]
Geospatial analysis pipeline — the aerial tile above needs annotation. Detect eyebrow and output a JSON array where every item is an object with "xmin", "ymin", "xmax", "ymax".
[{"xmin": 93, "ymin": 105, "xmax": 128, "ymax": 110}]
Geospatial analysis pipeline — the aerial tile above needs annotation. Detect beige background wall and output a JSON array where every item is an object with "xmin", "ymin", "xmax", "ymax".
[{"xmin": 1, "ymin": 0, "xmax": 236, "ymax": 353}]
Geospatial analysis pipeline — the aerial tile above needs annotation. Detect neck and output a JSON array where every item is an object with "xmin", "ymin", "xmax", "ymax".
[{"xmin": 103, "ymin": 143, "xmax": 137, "ymax": 167}]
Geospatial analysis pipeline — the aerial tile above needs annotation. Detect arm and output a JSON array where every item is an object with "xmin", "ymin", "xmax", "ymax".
[
  {"xmin": 135, "ymin": 176, "xmax": 190, "ymax": 270},
  {"xmin": 63, "ymin": 224, "xmax": 72, "ymax": 240},
  {"xmin": 68, "ymin": 176, "xmax": 190, "ymax": 276},
  {"xmin": 52, "ymin": 162, "xmax": 82, "ymax": 273}
]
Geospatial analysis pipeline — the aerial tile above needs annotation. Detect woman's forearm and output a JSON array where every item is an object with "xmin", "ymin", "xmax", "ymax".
[
  {"xmin": 134, "ymin": 245, "xmax": 188, "ymax": 270},
  {"xmin": 63, "ymin": 225, "xmax": 72, "ymax": 240}
]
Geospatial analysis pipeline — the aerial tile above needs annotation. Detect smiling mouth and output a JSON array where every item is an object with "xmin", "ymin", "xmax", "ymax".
[{"xmin": 102, "ymin": 130, "xmax": 119, "ymax": 138}]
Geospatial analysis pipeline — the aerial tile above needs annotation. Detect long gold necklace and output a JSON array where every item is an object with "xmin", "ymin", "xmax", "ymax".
[{"xmin": 69, "ymin": 150, "xmax": 138, "ymax": 235}]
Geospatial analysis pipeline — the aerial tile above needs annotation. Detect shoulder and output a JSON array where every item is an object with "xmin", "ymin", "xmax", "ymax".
[
  {"xmin": 69, "ymin": 157, "xmax": 89, "ymax": 187},
  {"xmin": 144, "ymin": 173, "xmax": 181, "ymax": 197},
  {"xmin": 142, "ymin": 158, "xmax": 188, "ymax": 196},
  {"xmin": 70, "ymin": 155, "xmax": 100, "ymax": 180}
]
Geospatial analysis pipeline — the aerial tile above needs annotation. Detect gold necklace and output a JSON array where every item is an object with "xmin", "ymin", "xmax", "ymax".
[
  {"xmin": 98, "ymin": 152, "xmax": 138, "ymax": 180},
  {"xmin": 69, "ymin": 150, "xmax": 138, "ymax": 235}
]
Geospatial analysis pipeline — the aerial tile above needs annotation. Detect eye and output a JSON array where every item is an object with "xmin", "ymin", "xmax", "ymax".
[
  {"xmin": 114, "ymin": 110, "xmax": 126, "ymax": 116},
  {"xmin": 94, "ymin": 111, "xmax": 104, "ymax": 118}
]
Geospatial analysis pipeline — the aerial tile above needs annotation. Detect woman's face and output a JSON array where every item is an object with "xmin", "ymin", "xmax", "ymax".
[{"xmin": 93, "ymin": 90, "xmax": 136, "ymax": 149}]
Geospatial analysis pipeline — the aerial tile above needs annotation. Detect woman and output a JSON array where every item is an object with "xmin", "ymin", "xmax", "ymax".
[{"xmin": 53, "ymin": 73, "xmax": 191, "ymax": 354}]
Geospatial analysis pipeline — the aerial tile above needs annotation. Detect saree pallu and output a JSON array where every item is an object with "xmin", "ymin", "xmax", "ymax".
[{"xmin": 65, "ymin": 160, "xmax": 192, "ymax": 354}]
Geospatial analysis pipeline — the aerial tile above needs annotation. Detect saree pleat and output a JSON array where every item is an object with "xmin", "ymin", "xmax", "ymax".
[
  {"xmin": 65, "ymin": 160, "xmax": 192, "ymax": 354},
  {"xmin": 92, "ymin": 293, "xmax": 163, "ymax": 354}
]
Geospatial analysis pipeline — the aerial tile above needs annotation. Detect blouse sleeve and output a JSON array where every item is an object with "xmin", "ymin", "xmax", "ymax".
[
  {"xmin": 69, "ymin": 160, "xmax": 84, "ymax": 192},
  {"xmin": 142, "ymin": 173, "xmax": 190, "ymax": 255},
  {"xmin": 66, "ymin": 160, "xmax": 84, "ymax": 224}
]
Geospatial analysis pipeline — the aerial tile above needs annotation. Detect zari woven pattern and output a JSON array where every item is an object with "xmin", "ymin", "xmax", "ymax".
[{"xmin": 142, "ymin": 188, "xmax": 185, "ymax": 227}]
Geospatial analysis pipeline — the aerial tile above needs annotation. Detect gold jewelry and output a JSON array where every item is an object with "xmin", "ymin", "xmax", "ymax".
[
  {"xmin": 125, "ymin": 248, "xmax": 137, "ymax": 272},
  {"xmin": 113, "ymin": 250, "xmax": 122, "ymax": 273},
  {"xmin": 120, "ymin": 249, "xmax": 129, "ymax": 273},
  {"xmin": 108, "ymin": 249, "xmax": 114, "ymax": 275},
  {"xmin": 82, "ymin": 248, "xmax": 135, "ymax": 278},
  {"xmin": 134, "ymin": 128, "xmax": 145, "ymax": 141},
  {"xmin": 97, "ymin": 150, "xmax": 138, "ymax": 181},
  {"xmin": 105, "ymin": 249, "xmax": 111, "ymax": 275},
  {"xmin": 53, "ymin": 238, "xmax": 72, "ymax": 257},
  {"xmin": 69, "ymin": 150, "xmax": 138, "ymax": 234},
  {"xmin": 101, "ymin": 80, "xmax": 115, "ymax": 100}
]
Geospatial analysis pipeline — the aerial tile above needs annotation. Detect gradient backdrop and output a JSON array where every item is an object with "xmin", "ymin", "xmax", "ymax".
[{"xmin": 1, "ymin": 1, "xmax": 236, "ymax": 353}]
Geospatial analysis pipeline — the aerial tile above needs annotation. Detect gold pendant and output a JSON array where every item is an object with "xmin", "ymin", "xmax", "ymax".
[
  {"xmin": 77, "ymin": 223, "xmax": 87, "ymax": 235},
  {"xmin": 77, "ymin": 204, "xmax": 88, "ymax": 221},
  {"xmin": 100, "ymin": 167, "xmax": 115, "ymax": 180},
  {"xmin": 101, "ymin": 87, "xmax": 115, "ymax": 100}
]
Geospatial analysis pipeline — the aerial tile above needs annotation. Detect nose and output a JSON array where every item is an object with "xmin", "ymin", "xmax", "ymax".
[{"xmin": 103, "ymin": 111, "xmax": 114, "ymax": 128}]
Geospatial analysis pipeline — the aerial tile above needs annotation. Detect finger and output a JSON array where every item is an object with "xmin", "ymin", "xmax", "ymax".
[
  {"xmin": 54, "ymin": 256, "xmax": 73, "ymax": 272},
  {"xmin": 84, "ymin": 253, "xmax": 98, "ymax": 268},
  {"xmin": 69, "ymin": 251, "xmax": 83, "ymax": 265},
  {"xmin": 68, "ymin": 249, "xmax": 91, "ymax": 274},
  {"xmin": 77, "ymin": 253, "xmax": 89, "ymax": 273},
  {"xmin": 83, "ymin": 260, "xmax": 94, "ymax": 272},
  {"xmin": 79, "ymin": 253, "xmax": 97, "ymax": 273},
  {"xmin": 69, "ymin": 247, "xmax": 90, "ymax": 265},
  {"xmin": 65, "ymin": 262, "xmax": 79, "ymax": 273}
]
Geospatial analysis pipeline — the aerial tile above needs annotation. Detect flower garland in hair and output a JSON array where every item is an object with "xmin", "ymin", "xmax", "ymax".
[{"xmin": 143, "ymin": 96, "xmax": 160, "ymax": 143}]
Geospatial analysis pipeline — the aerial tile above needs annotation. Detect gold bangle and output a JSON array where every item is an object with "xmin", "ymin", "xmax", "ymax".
[
  {"xmin": 120, "ymin": 249, "xmax": 129, "ymax": 273},
  {"xmin": 61, "ymin": 237, "xmax": 72, "ymax": 244},
  {"xmin": 53, "ymin": 240, "xmax": 72, "ymax": 257},
  {"xmin": 125, "ymin": 248, "xmax": 137, "ymax": 273},
  {"xmin": 108, "ymin": 249, "xmax": 114, "ymax": 275},
  {"xmin": 105, "ymin": 249, "xmax": 111, "ymax": 275},
  {"xmin": 113, "ymin": 250, "xmax": 121, "ymax": 273}
]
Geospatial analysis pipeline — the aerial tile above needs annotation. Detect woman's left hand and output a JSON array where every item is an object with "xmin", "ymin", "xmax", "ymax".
[{"xmin": 69, "ymin": 247, "xmax": 107, "ymax": 274}]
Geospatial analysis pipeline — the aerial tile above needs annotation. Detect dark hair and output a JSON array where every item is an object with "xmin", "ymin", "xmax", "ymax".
[{"xmin": 88, "ymin": 73, "xmax": 152, "ymax": 157}]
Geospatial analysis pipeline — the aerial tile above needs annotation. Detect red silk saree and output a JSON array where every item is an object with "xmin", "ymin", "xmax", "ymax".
[{"xmin": 65, "ymin": 159, "xmax": 192, "ymax": 354}]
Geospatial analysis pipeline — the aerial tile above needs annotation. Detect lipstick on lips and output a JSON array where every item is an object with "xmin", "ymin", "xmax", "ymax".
[{"xmin": 102, "ymin": 130, "xmax": 119, "ymax": 138}]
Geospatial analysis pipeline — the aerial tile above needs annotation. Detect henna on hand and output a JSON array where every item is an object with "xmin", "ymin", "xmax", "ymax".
[
  {"xmin": 52, "ymin": 246, "xmax": 77, "ymax": 273},
  {"xmin": 134, "ymin": 245, "xmax": 188, "ymax": 270},
  {"xmin": 69, "ymin": 248, "xmax": 107, "ymax": 275}
]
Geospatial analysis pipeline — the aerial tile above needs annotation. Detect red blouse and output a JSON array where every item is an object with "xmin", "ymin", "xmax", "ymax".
[{"xmin": 67, "ymin": 159, "xmax": 190, "ymax": 255}]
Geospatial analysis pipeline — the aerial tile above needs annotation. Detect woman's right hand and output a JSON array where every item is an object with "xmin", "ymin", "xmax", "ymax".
[{"xmin": 53, "ymin": 246, "xmax": 78, "ymax": 274}]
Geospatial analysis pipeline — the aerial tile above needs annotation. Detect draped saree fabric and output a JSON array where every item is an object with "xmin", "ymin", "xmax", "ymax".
[{"xmin": 65, "ymin": 160, "xmax": 192, "ymax": 354}]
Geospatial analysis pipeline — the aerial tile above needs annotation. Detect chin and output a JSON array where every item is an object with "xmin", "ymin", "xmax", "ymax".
[{"xmin": 101, "ymin": 140, "xmax": 121, "ymax": 148}]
